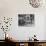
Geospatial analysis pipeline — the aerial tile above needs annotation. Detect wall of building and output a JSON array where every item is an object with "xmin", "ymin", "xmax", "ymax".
[{"xmin": 0, "ymin": 0, "xmax": 46, "ymax": 40}]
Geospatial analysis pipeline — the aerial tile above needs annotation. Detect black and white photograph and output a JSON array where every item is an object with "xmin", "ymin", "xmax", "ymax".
[{"xmin": 18, "ymin": 14, "xmax": 34, "ymax": 26}]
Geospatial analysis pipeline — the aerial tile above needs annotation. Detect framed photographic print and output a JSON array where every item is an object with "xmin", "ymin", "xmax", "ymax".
[{"xmin": 18, "ymin": 14, "xmax": 35, "ymax": 27}]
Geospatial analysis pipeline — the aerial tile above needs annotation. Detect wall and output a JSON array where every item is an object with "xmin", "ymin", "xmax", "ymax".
[{"xmin": 0, "ymin": 0, "xmax": 46, "ymax": 40}]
